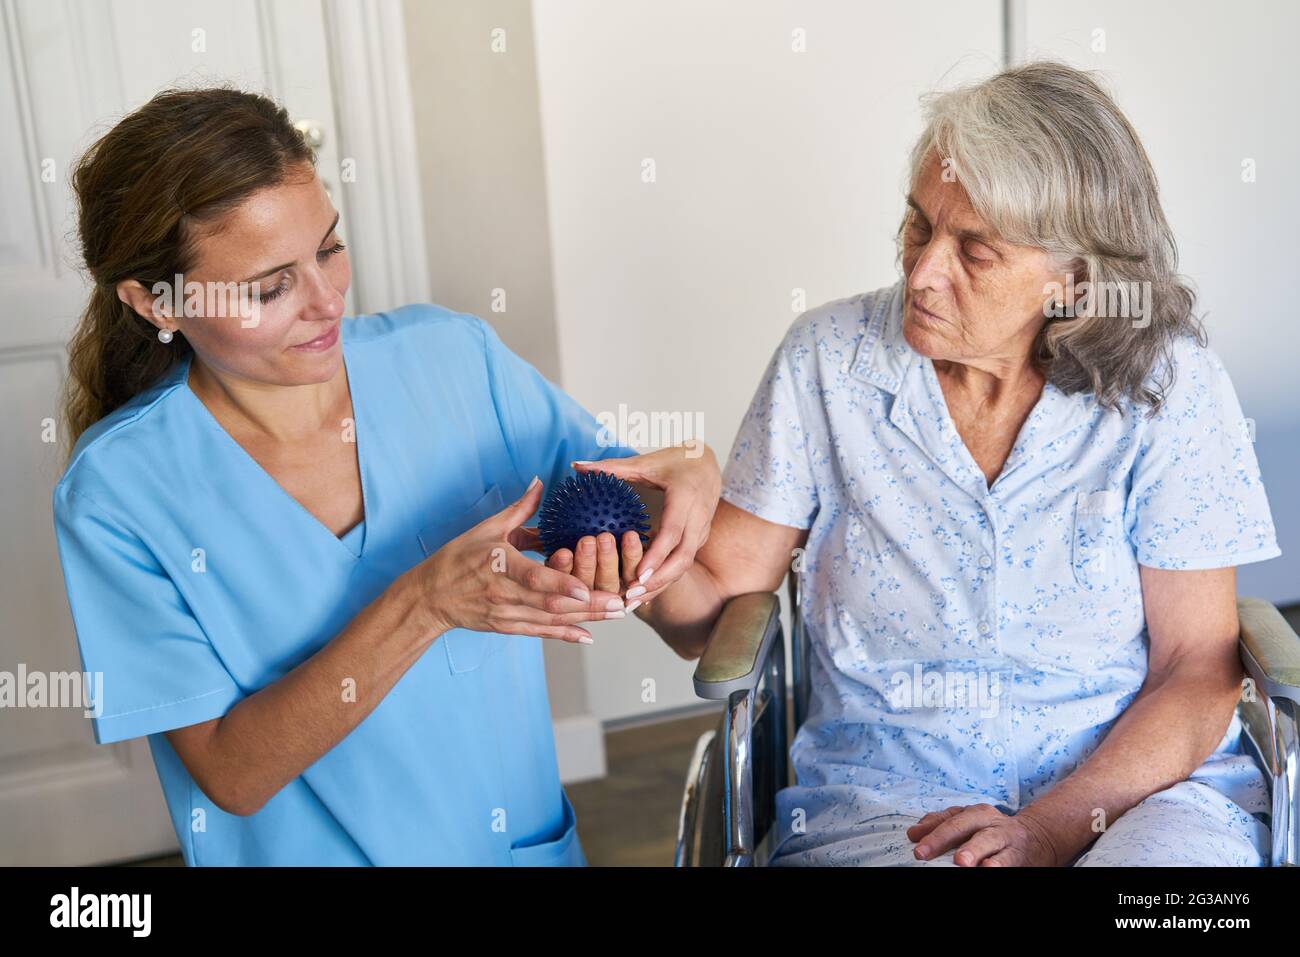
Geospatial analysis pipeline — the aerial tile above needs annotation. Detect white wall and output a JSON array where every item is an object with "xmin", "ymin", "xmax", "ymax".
[
  {"xmin": 1021, "ymin": 0, "xmax": 1299, "ymax": 605},
  {"xmin": 533, "ymin": 0, "xmax": 1002, "ymax": 722}
]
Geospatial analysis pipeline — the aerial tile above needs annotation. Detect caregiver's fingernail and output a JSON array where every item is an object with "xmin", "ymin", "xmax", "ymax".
[
  {"xmin": 606, "ymin": 598, "xmax": 624, "ymax": 611},
  {"xmin": 626, "ymin": 599, "xmax": 642, "ymax": 613},
  {"xmin": 626, "ymin": 585, "xmax": 646, "ymax": 600},
  {"xmin": 571, "ymin": 588, "xmax": 590, "ymax": 602},
  {"xmin": 638, "ymin": 567, "xmax": 655, "ymax": 584},
  {"xmin": 577, "ymin": 635, "xmax": 594, "ymax": 644},
  {"xmin": 604, "ymin": 611, "xmax": 625, "ymax": 619}
]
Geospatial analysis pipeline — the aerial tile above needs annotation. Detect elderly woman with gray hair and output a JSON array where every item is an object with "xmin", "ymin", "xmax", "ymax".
[{"xmin": 574, "ymin": 61, "xmax": 1281, "ymax": 865}]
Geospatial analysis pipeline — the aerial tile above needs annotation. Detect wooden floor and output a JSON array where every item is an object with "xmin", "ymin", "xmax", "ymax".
[{"xmin": 567, "ymin": 709, "xmax": 721, "ymax": 866}]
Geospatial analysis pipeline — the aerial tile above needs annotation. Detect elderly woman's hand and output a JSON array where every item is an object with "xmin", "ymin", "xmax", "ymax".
[
  {"xmin": 550, "ymin": 444, "xmax": 721, "ymax": 609},
  {"xmin": 541, "ymin": 530, "xmax": 645, "ymax": 602},
  {"xmin": 907, "ymin": 803, "xmax": 1067, "ymax": 867}
]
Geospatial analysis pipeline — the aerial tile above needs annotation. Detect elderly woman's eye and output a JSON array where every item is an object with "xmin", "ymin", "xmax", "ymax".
[{"xmin": 963, "ymin": 242, "xmax": 994, "ymax": 264}]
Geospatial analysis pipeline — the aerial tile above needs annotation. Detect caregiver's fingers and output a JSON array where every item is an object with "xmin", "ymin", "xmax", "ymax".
[
  {"xmin": 500, "ymin": 578, "xmax": 623, "ymax": 618},
  {"xmin": 501, "ymin": 546, "xmax": 598, "ymax": 605},
  {"xmin": 487, "ymin": 616, "xmax": 594, "ymax": 644},
  {"xmin": 635, "ymin": 500, "xmax": 711, "ymax": 593},
  {"xmin": 634, "ymin": 511, "xmax": 683, "ymax": 589},
  {"xmin": 492, "ymin": 602, "xmax": 624, "ymax": 629},
  {"xmin": 594, "ymin": 532, "xmax": 621, "ymax": 594}
]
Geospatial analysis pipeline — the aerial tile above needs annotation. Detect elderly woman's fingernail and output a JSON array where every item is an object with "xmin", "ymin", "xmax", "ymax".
[
  {"xmin": 638, "ymin": 567, "xmax": 655, "ymax": 584},
  {"xmin": 626, "ymin": 584, "xmax": 646, "ymax": 600},
  {"xmin": 606, "ymin": 598, "xmax": 624, "ymax": 611},
  {"xmin": 915, "ymin": 844, "xmax": 930, "ymax": 859},
  {"xmin": 626, "ymin": 599, "xmax": 642, "ymax": 613}
]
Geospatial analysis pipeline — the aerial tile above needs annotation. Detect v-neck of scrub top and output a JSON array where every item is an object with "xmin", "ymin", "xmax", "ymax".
[
  {"xmin": 175, "ymin": 333, "xmax": 372, "ymax": 561},
  {"xmin": 339, "ymin": 518, "xmax": 365, "ymax": 554}
]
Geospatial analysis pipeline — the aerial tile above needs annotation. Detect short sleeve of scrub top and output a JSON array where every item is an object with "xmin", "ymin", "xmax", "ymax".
[
  {"xmin": 52, "ymin": 486, "xmax": 245, "ymax": 744},
  {"xmin": 51, "ymin": 304, "xmax": 639, "ymax": 865}
]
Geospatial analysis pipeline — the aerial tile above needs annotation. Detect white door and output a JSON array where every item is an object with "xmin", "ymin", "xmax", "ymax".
[{"xmin": 0, "ymin": 0, "xmax": 346, "ymax": 866}]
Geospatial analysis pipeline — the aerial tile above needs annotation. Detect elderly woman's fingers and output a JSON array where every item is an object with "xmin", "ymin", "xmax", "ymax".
[
  {"xmin": 913, "ymin": 805, "xmax": 1002, "ymax": 860},
  {"xmin": 951, "ymin": 828, "xmax": 1012, "ymax": 867},
  {"xmin": 507, "ymin": 525, "xmax": 545, "ymax": 555},
  {"xmin": 620, "ymin": 530, "xmax": 644, "ymax": 592},
  {"xmin": 572, "ymin": 535, "xmax": 598, "ymax": 589},
  {"xmin": 906, "ymin": 805, "xmax": 967, "ymax": 840},
  {"xmin": 546, "ymin": 548, "xmax": 575, "ymax": 574},
  {"xmin": 594, "ymin": 532, "xmax": 621, "ymax": 594}
]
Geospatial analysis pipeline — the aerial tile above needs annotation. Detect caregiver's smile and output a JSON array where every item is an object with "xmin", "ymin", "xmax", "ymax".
[
  {"xmin": 289, "ymin": 320, "xmax": 341, "ymax": 352},
  {"xmin": 155, "ymin": 167, "xmax": 353, "ymax": 389}
]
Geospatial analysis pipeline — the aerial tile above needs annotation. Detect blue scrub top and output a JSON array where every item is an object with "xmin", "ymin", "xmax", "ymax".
[{"xmin": 52, "ymin": 305, "xmax": 637, "ymax": 865}]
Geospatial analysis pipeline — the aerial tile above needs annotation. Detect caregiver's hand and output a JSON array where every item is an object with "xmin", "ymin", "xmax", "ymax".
[
  {"xmin": 569, "ymin": 443, "xmax": 721, "ymax": 607},
  {"xmin": 411, "ymin": 477, "xmax": 627, "ymax": 644},
  {"xmin": 907, "ymin": 803, "xmax": 1065, "ymax": 867}
]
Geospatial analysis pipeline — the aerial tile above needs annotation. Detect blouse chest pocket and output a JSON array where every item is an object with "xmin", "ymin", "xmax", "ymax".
[
  {"xmin": 417, "ymin": 484, "xmax": 513, "ymax": 674},
  {"xmin": 1071, "ymin": 489, "xmax": 1127, "ymax": 593}
]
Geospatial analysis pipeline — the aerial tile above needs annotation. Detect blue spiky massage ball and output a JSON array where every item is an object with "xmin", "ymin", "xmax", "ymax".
[{"xmin": 538, "ymin": 471, "xmax": 651, "ymax": 564}]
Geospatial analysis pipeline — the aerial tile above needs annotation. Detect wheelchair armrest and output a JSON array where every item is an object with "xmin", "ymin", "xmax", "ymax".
[
  {"xmin": 1238, "ymin": 596, "xmax": 1300, "ymax": 704},
  {"xmin": 693, "ymin": 592, "xmax": 781, "ymax": 701}
]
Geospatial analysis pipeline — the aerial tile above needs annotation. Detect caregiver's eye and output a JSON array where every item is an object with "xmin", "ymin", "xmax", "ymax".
[
  {"xmin": 256, "ymin": 275, "xmax": 289, "ymax": 303},
  {"xmin": 318, "ymin": 240, "xmax": 346, "ymax": 260}
]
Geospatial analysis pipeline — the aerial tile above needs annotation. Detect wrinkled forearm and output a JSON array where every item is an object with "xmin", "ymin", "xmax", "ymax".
[
  {"xmin": 633, "ymin": 563, "xmax": 726, "ymax": 660},
  {"xmin": 1018, "ymin": 661, "xmax": 1244, "ymax": 864}
]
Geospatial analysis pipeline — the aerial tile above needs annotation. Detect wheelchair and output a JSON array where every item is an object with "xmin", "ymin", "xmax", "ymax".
[{"xmin": 674, "ymin": 572, "xmax": 1300, "ymax": 866}]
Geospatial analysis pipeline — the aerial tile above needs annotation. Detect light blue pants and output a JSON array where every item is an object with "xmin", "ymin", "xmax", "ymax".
[{"xmin": 768, "ymin": 778, "xmax": 1269, "ymax": 867}]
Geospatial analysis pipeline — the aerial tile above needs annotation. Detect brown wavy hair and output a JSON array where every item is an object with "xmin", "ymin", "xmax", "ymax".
[{"xmin": 61, "ymin": 86, "xmax": 315, "ymax": 464}]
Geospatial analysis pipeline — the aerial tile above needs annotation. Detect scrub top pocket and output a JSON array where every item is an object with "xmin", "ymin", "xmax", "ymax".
[
  {"xmin": 1071, "ymin": 489, "xmax": 1126, "ymax": 593},
  {"xmin": 417, "ymin": 483, "xmax": 514, "ymax": 673}
]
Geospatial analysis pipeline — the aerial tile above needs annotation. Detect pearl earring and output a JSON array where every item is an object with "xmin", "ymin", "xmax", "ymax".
[{"xmin": 157, "ymin": 327, "xmax": 174, "ymax": 344}]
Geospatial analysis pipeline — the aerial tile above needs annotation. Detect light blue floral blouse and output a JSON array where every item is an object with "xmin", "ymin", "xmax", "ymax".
[{"xmin": 721, "ymin": 280, "xmax": 1282, "ymax": 866}]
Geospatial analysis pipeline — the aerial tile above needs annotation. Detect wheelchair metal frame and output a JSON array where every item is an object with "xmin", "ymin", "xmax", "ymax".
[{"xmin": 675, "ymin": 575, "xmax": 1300, "ymax": 867}]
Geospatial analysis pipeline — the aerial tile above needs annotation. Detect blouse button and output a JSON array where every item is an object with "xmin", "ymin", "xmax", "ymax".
[
  {"xmin": 978, "ymin": 554, "xmax": 993, "ymax": 569},
  {"xmin": 977, "ymin": 620, "xmax": 992, "ymax": 635},
  {"xmin": 992, "ymin": 744, "xmax": 1005, "ymax": 758}
]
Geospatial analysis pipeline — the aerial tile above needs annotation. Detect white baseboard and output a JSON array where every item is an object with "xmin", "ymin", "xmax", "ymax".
[{"xmin": 553, "ymin": 714, "xmax": 606, "ymax": 784}]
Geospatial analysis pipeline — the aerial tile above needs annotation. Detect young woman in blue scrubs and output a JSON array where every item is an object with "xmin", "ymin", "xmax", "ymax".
[{"xmin": 52, "ymin": 89, "xmax": 720, "ymax": 866}]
